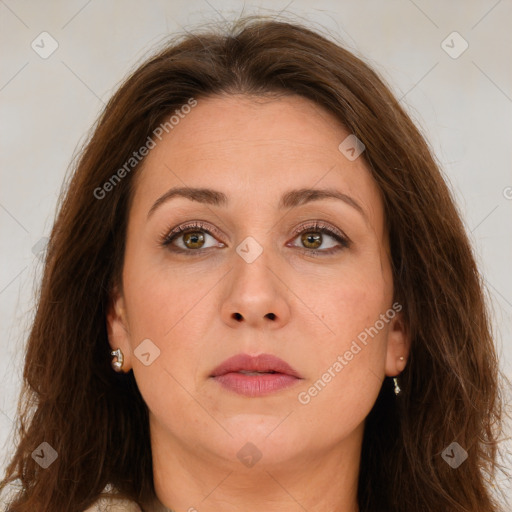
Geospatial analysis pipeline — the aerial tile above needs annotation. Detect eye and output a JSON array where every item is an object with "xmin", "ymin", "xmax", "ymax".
[
  {"xmin": 160, "ymin": 220, "xmax": 349, "ymax": 256},
  {"xmin": 160, "ymin": 221, "xmax": 225, "ymax": 254},
  {"xmin": 288, "ymin": 221, "xmax": 350, "ymax": 255}
]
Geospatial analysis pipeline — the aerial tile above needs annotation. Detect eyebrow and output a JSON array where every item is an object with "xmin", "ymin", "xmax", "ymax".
[{"xmin": 147, "ymin": 186, "xmax": 366, "ymax": 220}]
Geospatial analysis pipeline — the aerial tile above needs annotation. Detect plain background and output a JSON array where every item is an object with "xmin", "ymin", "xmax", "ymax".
[{"xmin": 1, "ymin": 0, "xmax": 511, "ymax": 506}]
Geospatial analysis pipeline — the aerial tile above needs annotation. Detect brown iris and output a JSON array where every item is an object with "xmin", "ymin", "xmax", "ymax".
[
  {"xmin": 183, "ymin": 231, "xmax": 205, "ymax": 249},
  {"xmin": 301, "ymin": 232, "xmax": 322, "ymax": 249}
]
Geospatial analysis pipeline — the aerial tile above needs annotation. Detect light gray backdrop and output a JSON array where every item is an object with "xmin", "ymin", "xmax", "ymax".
[{"xmin": 1, "ymin": 0, "xmax": 511, "ymax": 506}]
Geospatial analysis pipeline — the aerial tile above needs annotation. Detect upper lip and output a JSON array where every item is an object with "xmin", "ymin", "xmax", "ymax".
[{"xmin": 210, "ymin": 353, "xmax": 303, "ymax": 378}]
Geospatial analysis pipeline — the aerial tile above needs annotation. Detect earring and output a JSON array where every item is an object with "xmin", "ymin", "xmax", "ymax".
[
  {"xmin": 393, "ymin": 377, "xmax": 401, "ymax": 396},
  {"xmin": 111, "ymin": 348, "xmax": 124, "ymax": 372},
  {"xmin": 393, "ymin": 355, "xmax": 405, "ymax": 395}
]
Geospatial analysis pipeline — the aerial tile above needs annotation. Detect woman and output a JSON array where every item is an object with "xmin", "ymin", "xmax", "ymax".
[{"xmin": 0, "ymin": 16, "xmax": 507, "ymax": 512}]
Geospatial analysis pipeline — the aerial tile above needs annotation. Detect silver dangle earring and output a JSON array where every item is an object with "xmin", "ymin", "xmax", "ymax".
[
  {"xmin": 393, "ymin": 376, "xmax": 401, "ymax": 396},
  {"xmin": 394, "ymin": 356, "xmax": 405, "ymax": 395},
  {"xmin": 111, "ymin": 348, "xmax": 124, "ymax": 372}
]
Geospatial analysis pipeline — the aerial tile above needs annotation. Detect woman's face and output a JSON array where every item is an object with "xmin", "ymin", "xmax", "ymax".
[{"xmin": 108, "ymin": 94, "xmax": 408, "ymax": 471}]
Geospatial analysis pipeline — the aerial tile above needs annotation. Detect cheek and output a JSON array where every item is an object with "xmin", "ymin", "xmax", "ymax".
[
  {"xmin": 121, "ymin": 267, "xmax": 207, "ymax": 430},
  {"xmin": 122, "ymin": 247, "xmax": 213, "ymax": 340},
  {"xmin": 306, "ymin": 280, "xmax": 389, "ymax": 392},
  {"xmin": 293, "ymin": 259, "xmax": 390, "ymax": 420},
  {"xmin": 308, "ymin": 250, "xmax": 390, "ymax": 345}
]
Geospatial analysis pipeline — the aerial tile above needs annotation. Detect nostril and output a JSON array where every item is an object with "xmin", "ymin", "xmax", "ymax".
[
  {"xmin": 233, "ymin": 312, "xmax": 243, "ymax": 321},
  {"xmin": 266, "ymin": 313, "xmax": 276, "ymax": 320}
]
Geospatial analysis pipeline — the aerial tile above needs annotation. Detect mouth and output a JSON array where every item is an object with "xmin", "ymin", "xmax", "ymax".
[{"xmin": 210, "ymin": 353, "xmax": 303, "ymax": 397}]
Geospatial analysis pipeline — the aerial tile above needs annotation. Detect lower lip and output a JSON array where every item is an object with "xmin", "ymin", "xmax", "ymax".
[{"xmin": 212, "ymin": 372, "xmax": 300, "ymax": 397}]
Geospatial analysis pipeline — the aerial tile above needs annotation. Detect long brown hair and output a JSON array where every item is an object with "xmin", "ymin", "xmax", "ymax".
[{"xmin": 1, "ymin": 15, "xmax": 507, "ymax": 512}]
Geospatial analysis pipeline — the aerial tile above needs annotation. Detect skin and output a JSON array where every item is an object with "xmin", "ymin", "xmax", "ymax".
[{"xmin": 107, "ymin": 94, "xmax": 410, "ymax": 512}]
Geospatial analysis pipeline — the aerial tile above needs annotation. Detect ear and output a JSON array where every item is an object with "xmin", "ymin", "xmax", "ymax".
[
  {"xmin": 106, "ymin": 284, "xmax": 133, "ymax": 372},
  {"xmin": 384, "ymin": 308, "xmax": 410, "ymax": 377}
]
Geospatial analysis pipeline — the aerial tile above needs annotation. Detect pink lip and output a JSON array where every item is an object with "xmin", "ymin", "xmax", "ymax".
[{"xmin": 210, "ymin": 353, "xmax": 303, "ymax": 397}]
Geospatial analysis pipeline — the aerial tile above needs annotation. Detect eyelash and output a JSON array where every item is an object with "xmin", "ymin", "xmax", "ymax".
[{"xmin": 159, "ymin": 221, "xmax": 350, "ymax": 256}]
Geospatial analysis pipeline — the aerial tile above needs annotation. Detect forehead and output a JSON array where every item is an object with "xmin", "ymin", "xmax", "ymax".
[
  {"xmin": 147, "ymin": 94, "xmax": 354, "ymax": 168},
  {"xmin": 131, "ymin": 94, "xmax": 383, "ymax": 226}
]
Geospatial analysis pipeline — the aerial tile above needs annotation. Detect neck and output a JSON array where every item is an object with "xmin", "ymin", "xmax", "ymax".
[{"xmin": 150, "ymin": 421, "xmax": 362, "ymax": 512}]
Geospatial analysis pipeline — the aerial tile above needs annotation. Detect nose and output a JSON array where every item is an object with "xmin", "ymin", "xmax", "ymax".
[{"xmin": 220, "ymin": 250, "xmax": 291, "ymax": 329}]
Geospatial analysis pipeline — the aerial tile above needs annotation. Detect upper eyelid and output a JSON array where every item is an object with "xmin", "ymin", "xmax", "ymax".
[
  {"xmin": 162, "ymin": 221, "xmax": 224, "ymax": 244},
  {"xmin": 290, "ymin": 220, "xmax": 348, "ymax": 240}
]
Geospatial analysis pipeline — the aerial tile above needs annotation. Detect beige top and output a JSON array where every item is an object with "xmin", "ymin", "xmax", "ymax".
[{"xmin": 83, "ymin": 495, "xmax": 143, "ymax": 511}]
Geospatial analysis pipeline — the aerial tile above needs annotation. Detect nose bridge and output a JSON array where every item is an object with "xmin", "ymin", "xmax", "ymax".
[{"xmin": 220, "ymin": 234, "xmax": 291, "ymax": 328}]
